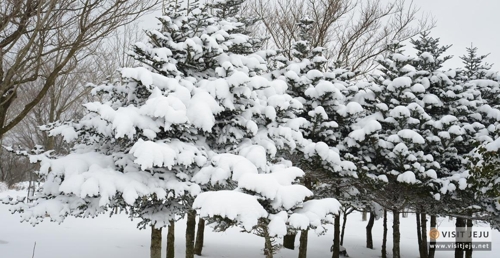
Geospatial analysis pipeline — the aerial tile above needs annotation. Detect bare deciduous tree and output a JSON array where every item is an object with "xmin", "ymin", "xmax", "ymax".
[
  {"xmin": 1, "ymin": 17, "xmax": 146, "ymax": 186},
  {"xmin": 245, "ymin": 0, "xmax": 435, "ymax": 74},
  {"xmin": 6, "ymin": 20, "xmax": 145, "ymax": 152},
  {"xmin": 0, "ymin": 0, "xmax": 160, "ymax": 139},
  {"xmin": 0, "ymin": 143, "xmax": 34, "ymax": 186}
]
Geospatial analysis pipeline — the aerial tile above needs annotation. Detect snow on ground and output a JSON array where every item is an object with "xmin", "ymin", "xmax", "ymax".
[{"xmin": 1, "ymin": 188, "xmax": 499, "ymax": 258}]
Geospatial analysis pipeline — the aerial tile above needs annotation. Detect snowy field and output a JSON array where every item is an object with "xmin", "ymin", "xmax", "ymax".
[{"xmin": 1, "ymin": 188, "xmax": 499, "ymax": 258}]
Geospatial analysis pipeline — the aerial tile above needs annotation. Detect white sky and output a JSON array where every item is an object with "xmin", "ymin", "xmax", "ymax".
[
  {"xmin": 139, "ymin": 0, "xmax": 500, "ymax": 70},
  {"xmin": 410, "ymin": 0, "xmax": 499, "ymax": 69}
]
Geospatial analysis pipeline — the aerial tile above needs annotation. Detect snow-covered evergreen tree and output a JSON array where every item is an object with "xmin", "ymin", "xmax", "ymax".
[
  {"xmin": 4, "ymin": 1, "xmax": 307, "ymax": 258},
  {"xmin": 6, "ymin": 6, "xmax": 500, "ymax": 258},
  {"xmin": 9, "ymin": 56, "xmax": 210, "ymax": 258},
  {"xmin": 264, "ymin": 17, "xmax": 367, "ymax": 258},
  {"xmin": 408, "ymin": 32, "xmax": 481, "ymax": 257},
  {"xmin": 191, "ymin": 16, "xmax": 349, "ymax": 258},
  {"xmin": 469, "ymin": 135, "xmax": 500, "ymax": 230},
  {"xmin": 352, "ymin": 42, "xmax": 441, "ymax": 258},
  {"xmin": 194, "ymin": 161, "xmax": 341, "ymax": 258},
  {"xmin": 459, "ymin": 45, "xmax": 500, "ymax": 108},
  {"xmin": 457, "ymin": 45, "xmax": 500, "ymax": 238},
  {"xmin": 410, "ymin": 31, "xmax": 452, "ymax": 73},
  {"xmin": 460, "ymin": 45, "xmax": 494, "ymax": 81},
  {"xmin": 410, "ymin": 33, "xmax": 476, "ymax": 203}
]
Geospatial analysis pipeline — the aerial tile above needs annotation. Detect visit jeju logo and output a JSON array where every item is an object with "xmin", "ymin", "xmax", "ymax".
[{"xmin": 429, "ymin": 228, "xmax": 440, "ymax": 240}]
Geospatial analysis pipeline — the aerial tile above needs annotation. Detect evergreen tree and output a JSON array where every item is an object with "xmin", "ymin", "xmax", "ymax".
[
  {"xmin": 192, "ymin": 17, "xmax": 351, "ymax": 258},
  {"xmin": 410, "ymin": 32, "xmax": 478, "ymax": 258},
  {"xmin": 460, "ymin": 44, "xmax": 494, "ymax": 81},
  {"xmin": 460, "ymin": 46, "xmax": 500, "ymax": 112},
  {"xmin": 354, "ymin": 42, "xmax": 440, "ymax": 258},
  {"xmin": 410, "ymin": 31, "xmax": 452, "ymax": 73},
  {"xmin": 136, "ymin": 1, "xmax": 303, "ymax": 256},
  {"xmin": 270, "ymin": 17, "xmax": 367, "ymax": 258},
  {"xmin": 410, "ymin": 33, "xmax": 477, "ymax": 199},
  {"xmin": 469, "ymin": 135, "xmax": 500, "ymax": 230},
  {"xmin": 6, "ymin": 1, "xmax": 305, "ymax": 258}
]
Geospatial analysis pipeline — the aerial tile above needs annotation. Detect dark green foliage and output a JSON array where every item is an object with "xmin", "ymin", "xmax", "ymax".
[
  {"xmin": 411, "ymin": 31, "xmax": 452, "ymax": 72},
  {"xmin": 460, "ymin": 45, "xmax": 493, "ymax": 80}
]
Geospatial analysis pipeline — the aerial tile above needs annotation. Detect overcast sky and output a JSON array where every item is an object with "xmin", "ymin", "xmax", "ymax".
[
  {"xmin": 140, "ymin": 0, "xmax": 499, "ymax": 70},
  {"xmin": 409, "ymin": 0, "xmax": 499, "ymax": 69}
]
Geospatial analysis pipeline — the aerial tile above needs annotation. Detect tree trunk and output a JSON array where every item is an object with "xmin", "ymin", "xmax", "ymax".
[
  {"xmin": 382, "ymin": 209, "xmax": 387, "ymax": 258},
  {"xmin": 421, "ymin": 213, "xmax": 428, "ymax": 258},
  {"xmin": 151, "ymin": 225, "xmax": 162, "ymax": 258},
  {"xmin": 362, "ymin": 209, "xmax": 368, "ymax": 221},
  {"xmin": 298, "ymin": 229, "xmax": 308, "ymax": 258},
  {"xmin": 366, "ymin": 211, "xmax": 375, "ymax": 249},
  {"xmin": 297, "ymin": 174, "xmax": 312, "ymax": 254},
  {"xmin": 393, "ymin": 209, "xmax": 401, "ymax": 258},
  {"xmin": 340, "ymin": 209, "xmax": 349, "ymax": 246},
  {"xmin": 284, "ymin": 233, "xmax": 297, "ymax": 250},
  {"xmin": 416, "ymin": 212, "xmax": 423, "ymax": 258},
  {"xmin": 455, "ymin": 217, "xmax": 465, "ymax": 258},
  {"xmin": 465, "ymin": 216, "xmax": 473, "ymax": 258},
  {"xmin": 332, "ymin": 214, "xmax": 340, "ymax": 258},
  {"xmin": 263, "ymin": 225, "xmax": 274, "ymax": 258},
  {"xmin": 194, "ymin": 218, "xmax": 205, "ymax": 255},
  {"xmin": 0, "ymin": 93, "xmax": 17, "ymax": 139},
  {"xmin": 27, "ymin": 168, "xmax": 35, "ymax": 202},
  {"xmin": 428, "ymin": 215, "xmax": 436, "ymax": 258},
  {"xmin": 186, "ymin": 210, "xmax": 197, "ymax": 258},
  {"xmin": 167, "ymin": 220, "xmax": 175, "ymax": 258}
]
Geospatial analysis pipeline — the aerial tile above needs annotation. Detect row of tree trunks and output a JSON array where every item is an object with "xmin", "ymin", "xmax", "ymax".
[
  {"xmin": 371, "ymin": 209, "xmax": 438, "ymax": 258},
  {"xmin": 294, "ymin": 206, "xmax": 352, "ymax": 258},
  {"xmin": 155, "ymin": 209, "xmax": 451, "ymax": 258},
  {"xmin": 366, "ymin": 209, "xmax": 439, "ymax": 258},
  {"xmin": 148, "ymin": 210, "xmax": 206, "ymax": 258},
  {"xmin": 152, "ymin": 213, "xmax": 205, "ymax": 258},
  {"xmin": 151, "ymin": 220, "xmax": 176, "ymax": 258}
]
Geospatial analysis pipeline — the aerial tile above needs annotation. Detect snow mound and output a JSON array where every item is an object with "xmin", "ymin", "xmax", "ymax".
[
  {"xmin": 397, "ymin": 171, "xmax": 418, "ymax": 184},
  {"xmin": 192, "ymin": 154, "xmax": 259, "ymax": 185},
  {"xmin": 238, "ymin": 167, "xmax": 313, "ymax": 210},
  {"xmin": 288, "ymin": 198, "xmax": 341, "ymax": 230},
  {"xmin": 193, "ymin": 190, "xmax": 268, "ymax": 231}
]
